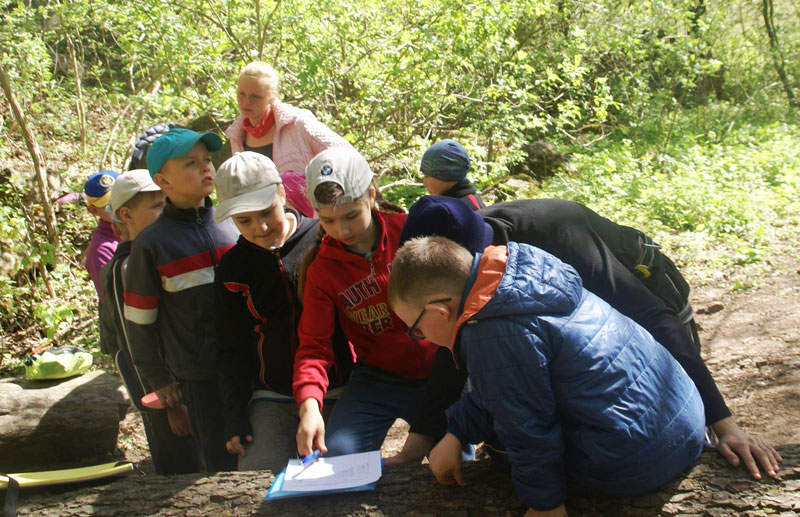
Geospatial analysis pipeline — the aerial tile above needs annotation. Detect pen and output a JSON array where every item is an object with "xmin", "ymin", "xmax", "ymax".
[
  {"xmin": 291, "ymin": 449, "xmax": 322, "ymax": 480},
  {"xmin": 301, "ymin": 449, "xmax": 322, "ymax": 467}
]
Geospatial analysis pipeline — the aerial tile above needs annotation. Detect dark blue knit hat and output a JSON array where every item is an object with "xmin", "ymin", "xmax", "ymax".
[
  {"xmin": 420, "ymin": 139, "xmax": 470, "ymax": 182},
  {"xmin": 399, "ymin": 195, "xmax": 493, "ymax": 255}
]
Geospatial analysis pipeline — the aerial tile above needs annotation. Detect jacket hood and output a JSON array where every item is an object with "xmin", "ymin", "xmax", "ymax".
[{"xmin": 453, "ymin": 242, "xmax": 584, "ymax": 342}]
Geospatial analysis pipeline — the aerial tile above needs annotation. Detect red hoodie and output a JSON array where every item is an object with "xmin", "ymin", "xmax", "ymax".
[{"xmin": 293, "ymin": 210, "xmax": 438, "ymax": 408}]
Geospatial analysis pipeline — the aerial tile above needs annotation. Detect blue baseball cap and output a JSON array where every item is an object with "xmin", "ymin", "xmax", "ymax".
[
  {"xmin": 83, "ymin": 170, "xmax": 119, "ymax": 207},
  {"xmin": 146, "ymin": 128, "xmax": 223, "ymax": 177},
  {"xmin": 399, "ymin": 195, "xmax": 493, "ymax": 255},
  {"xmin": 420, "ymin": 139, "xmax": 470, "ymax": 182}
]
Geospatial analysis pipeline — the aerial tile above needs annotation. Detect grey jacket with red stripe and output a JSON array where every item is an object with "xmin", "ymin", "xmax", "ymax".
[{"xmin": 124, "ymin": 197, "xmax": 239, "ymax": 390}]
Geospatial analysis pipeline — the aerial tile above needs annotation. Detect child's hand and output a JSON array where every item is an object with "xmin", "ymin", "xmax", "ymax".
[
  {"xmin": 226, "ymin": 434, "xmax": 253, "ymax": 456},
  {"xmin": 428, "ymin": 432, "xmax": 465, "ymax": 486},
  {"xmin": 385, "ymin": 432, "xmax": 435, "ymax": 466},
  {"xmin": 155, "ymin": 382, "xmax": 183, "ymax": 408},
  {"xmin": 165, "ymin": 404, "xmax": 192, "ymax": 437},
  {"xmin": 296, "ymin": 398, "xmax": 327, "ymax": 457},
  {"xmin": 713, "ymin": 416, "xmax": 782, "ymax": 480}
]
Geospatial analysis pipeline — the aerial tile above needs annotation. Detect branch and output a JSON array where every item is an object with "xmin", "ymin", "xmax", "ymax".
[{"xmin": 0, "ymin": 63, "xmax": 59, "ymax": 251}]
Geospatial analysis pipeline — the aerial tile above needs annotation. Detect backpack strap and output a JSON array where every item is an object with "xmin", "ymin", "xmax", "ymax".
[{"xmin": 633, "ymin": 232, "xmax": 661, "ymax": 279}]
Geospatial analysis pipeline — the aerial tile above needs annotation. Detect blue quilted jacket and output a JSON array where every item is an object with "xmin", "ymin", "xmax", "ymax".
[{"xmin": 446, "ymin": 242, "xmax": 705, "ymax": 510}]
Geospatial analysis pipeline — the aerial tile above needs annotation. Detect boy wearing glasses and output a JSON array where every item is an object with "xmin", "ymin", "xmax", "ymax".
[{"xmin": 388, "ymin": 236, "xmax": 705, "ymax": 516}]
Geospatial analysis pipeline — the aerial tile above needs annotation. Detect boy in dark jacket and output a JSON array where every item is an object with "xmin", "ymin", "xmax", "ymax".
[
  {"xmin": 392, "ymin": 196, "xmax": 781, "ymax": 481},
  {"xmin": 213, "ymin": 152, "xmax": 350, "ymax": 471},
  {"xmin": 100, "ymin": 169, "xmax": 200, "ymax": 474},
  {"xmin": 388, "ymin": 236, "xmax": 706, "ymax": 515},
  {"xmin": 420, "ymin": 139, "xmax": 485, "ymax": 210},
  {"xmin": 124, "ymin": 129, "xmax": 239, "ymax": 472}
]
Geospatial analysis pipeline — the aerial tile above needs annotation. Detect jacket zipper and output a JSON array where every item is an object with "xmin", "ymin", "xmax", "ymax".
[
  {"xmin": 195, "ymin": 207, "xmax": 219, "ymax": 268},
  {"xmin": 278, "ymin": 253, "xmax": 298, "ymax": 357}
]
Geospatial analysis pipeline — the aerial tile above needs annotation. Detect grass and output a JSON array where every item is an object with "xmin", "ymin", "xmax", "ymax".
[{"xmin": 533, "ymin": 112, "xmax": 800, "ymax": 289}]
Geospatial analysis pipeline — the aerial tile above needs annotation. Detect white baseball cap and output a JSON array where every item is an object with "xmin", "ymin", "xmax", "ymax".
[
  {"xmin": 215, "ymin": 152, "xmax": 282, "ymax": 223},
  {"xmin": 108, "ymin": 169, "xmax": 161, "ymax": 218},
  {"xmin": 305, "ymin": 148, "xmax": 374, "ymax": 210}
]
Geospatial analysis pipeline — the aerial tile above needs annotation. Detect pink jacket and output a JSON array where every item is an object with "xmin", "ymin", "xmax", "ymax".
[{"xmin": 225, "ymin": 100, "xmax": 352, "ymax": 174}]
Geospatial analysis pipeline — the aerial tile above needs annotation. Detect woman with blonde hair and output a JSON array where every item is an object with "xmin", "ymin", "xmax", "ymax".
[{"xmin": 225, "ymin": 61, "xmax": 352, "ymax": 217}]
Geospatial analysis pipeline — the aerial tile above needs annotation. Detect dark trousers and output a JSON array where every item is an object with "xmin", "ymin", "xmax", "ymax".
[
  {"xmin": 141, "ymin": 408, "xmax": 202, "ymax": 475},
  {"xmin": 180, "ymin": 379, "xmax": 237, "ymax": 472},
  {"xmin": 115, "ymin": 351, "xmax": 200, "ymax": 475}
]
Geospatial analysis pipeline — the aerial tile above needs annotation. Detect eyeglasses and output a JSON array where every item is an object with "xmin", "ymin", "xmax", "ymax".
[{"xmin": 407, "ymin": 297, "xmax": 452, "ymax": 340}]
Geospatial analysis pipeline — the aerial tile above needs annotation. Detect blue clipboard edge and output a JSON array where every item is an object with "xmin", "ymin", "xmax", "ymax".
[{"xmin": 264, "ymin": 459, "xmax": 385, "ymax": 501}]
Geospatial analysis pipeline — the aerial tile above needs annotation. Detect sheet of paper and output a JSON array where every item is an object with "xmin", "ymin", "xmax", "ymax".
[{"xmin": 281, "ymin": 450, "xmax": 381, "ymax": 492}]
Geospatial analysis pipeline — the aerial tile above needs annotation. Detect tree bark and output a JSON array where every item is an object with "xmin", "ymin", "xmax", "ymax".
[
  {"xmin": 7, "ymin": 445, "xmax": 799, "ymax": 516},
  {"xmin": 66, "ymin": 33, "xmax": 87, "ymax": 155},
  {"xmin": 761, "ymin": 0, "xmax": 798, "ymax": 108},
  {"xmin": 0, "ymin": 371, "xmax": 130, "ymax": 472},
  {"xmin": 0, "ymin": 64, "xmax": 60, "ymax": 250}
]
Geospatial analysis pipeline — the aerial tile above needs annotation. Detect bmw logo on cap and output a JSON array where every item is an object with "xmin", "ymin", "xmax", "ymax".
[{"xmin": 321, "ymin": 165, "xmax": 333, "ymax": 176}]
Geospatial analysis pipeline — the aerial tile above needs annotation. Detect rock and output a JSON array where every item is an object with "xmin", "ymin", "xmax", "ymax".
[
  {"xmin": 0, "ymin": 371, "xmax": 130, "ymax": 471},
  {"xmin": 697, "ymin": 301, "xmax": 724, "ymax": 314},
  {"xmin": 511, "ymin": 140, "xmax": 578, "ymax": 182}
]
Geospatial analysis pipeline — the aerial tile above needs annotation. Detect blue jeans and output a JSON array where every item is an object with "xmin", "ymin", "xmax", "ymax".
[
  {"xmin": 324, "ymin": 364, "xmax": 427, "ymax": 455},
  {"xmin": 180, "ymin": 379, "xmax": 237, "ymax": 472},
  {"xmin": 325, "ymin": 364, "xmax": 474, "ymax": 460}
]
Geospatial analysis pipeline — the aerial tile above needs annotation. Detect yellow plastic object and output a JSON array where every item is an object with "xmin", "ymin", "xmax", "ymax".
[{"xmin": 0, "ymin": 461, "xmax": 133, "ymax": 489}]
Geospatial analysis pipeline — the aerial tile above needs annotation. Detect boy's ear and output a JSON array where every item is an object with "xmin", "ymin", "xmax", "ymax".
[
  {"xmin": 118, "ymin": 206, "xmax": 134, "ymax": 225},
  {"xmin": 277, "ymin": 184, "xmax": 287, "ymax": 204},
  {"xmin": 426, "ymin": 301, "xmax": 452, "ymax": 321},
  {"xmin": 153, "ymin": 172, "xmax": 169, "ymax": 190}
]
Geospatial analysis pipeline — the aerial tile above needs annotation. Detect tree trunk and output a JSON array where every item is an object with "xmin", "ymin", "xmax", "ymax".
[
  {"xmin": 761, "ymin": 0, "xmax": 798, "ymax": 108},
  {"xmin": 67, "ymin": 34, "xmax": 87, "ymax": 154},
  {"xmin": 7, "ymin": 445, "xmax": 799, "ymax": 516},
  {"xmin": 0, "ymin": 64, "xmax": 60, "ymax": 251},
  {"xmin": 0, "ymin": 371, "xmax": 130, "ymax": 472}
]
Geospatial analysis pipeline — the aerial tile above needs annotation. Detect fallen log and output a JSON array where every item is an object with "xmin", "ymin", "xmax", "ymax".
[
  {"xmin": 7, "ymin": 445, "xmax": 799, "ymax": 516},
  {"xmin": 0, "ymin": 371, "xmax": 130, "ymax": 472}
]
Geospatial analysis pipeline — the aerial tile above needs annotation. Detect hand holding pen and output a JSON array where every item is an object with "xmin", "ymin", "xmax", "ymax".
[{"xmin": 292, "ymin": 449, "xmax": 323, "ymax": 479}]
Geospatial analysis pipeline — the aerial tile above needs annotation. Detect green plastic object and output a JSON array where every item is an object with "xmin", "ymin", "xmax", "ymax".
[{"xmin": 24, "ymin": 346, "xmax": 93, "ymax": 380}]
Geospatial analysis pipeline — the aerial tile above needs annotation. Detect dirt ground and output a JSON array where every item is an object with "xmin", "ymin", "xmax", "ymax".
[
  {"xmin": 691, "ymin": 249, "xmax": 800, "ymax": 446},
  {"xmin": 114, "ymin": 247, "xmax": 800, "ymax": 474}
]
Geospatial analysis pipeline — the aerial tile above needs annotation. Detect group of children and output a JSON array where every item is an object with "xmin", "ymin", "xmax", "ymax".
[{"xmin": 81, "ymin": 127, "xmax": 780, "ymax": 515}]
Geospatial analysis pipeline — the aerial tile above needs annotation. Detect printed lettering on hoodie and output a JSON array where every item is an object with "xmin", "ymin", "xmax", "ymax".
[{"xmin": 338, "ymin": 275, "xmax": 393, "ymax": 335}]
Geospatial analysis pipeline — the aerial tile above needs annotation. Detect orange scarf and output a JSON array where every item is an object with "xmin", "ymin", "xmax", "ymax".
[{"xmin": 243, "ymin": 109, "xmax": 276, "ymax": 138}]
